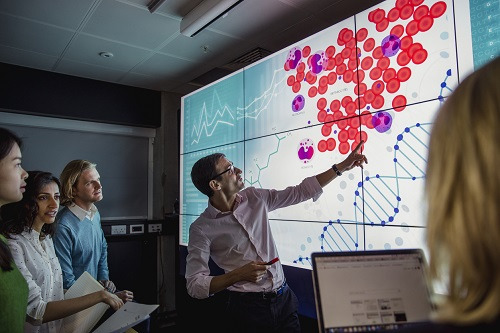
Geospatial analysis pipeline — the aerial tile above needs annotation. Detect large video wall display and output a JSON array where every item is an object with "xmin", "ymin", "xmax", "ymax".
[{"xmin": 180, "ymin": 0, "xmax": 499, "ymax": 267}]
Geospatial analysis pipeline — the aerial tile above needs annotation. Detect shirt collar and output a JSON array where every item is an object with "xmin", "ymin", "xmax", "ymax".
[
  {"xmin": 68, "ymin": 202, "xmax": 98, "ymax": 221},
  {"xmin": 206, "ymin": 193, "xmax": 243, "ymax": 218},
  {"xmin": 22, "ymin": 227, "xmax": 40, "ymax": 242}
]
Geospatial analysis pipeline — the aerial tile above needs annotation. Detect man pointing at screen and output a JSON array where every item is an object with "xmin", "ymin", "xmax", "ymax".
[{"xmin": 186, "ymin": 140, "xmax": 367, "ymax": 332}]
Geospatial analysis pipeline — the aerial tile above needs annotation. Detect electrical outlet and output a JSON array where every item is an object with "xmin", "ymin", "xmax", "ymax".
[
  {"xmin": 111, "ymin": 225, "xmax": 126, "ymax": 235},
  {"xmin": 148, "ymin": 223, "xmax": 162, "ymax": 233},
  {"xmin": 130, "ymin": 224, "xmax": 144, "ymax": 234}
]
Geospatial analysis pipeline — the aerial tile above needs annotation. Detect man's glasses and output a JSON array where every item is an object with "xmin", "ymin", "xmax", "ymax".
[{"xmin": 211, "ymin": 163, "xmax": 234, "ymax": 180}]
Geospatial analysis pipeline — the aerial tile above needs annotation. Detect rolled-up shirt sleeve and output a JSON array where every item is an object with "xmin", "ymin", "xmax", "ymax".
[
  {"xmin": 264, "ymin": 176, "xmax": 323, "ymax": 211},
  {"xmin": 185, "ymin": 223, "xmax": 214, "ymax": 299}
]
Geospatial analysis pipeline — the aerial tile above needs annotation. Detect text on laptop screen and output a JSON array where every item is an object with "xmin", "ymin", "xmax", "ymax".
[{"xmin": 313, "ymin": 250, "xmax": 433, "ymax": 332}]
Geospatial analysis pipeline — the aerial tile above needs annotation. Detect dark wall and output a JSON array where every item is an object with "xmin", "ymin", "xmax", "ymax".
[
  {"xmin": 0, "ymin": 62, "xmax": 161, "ymax": 128},
  {"xmin": 105, "ymin": 233, "xmax": 158, "ymax": 304}
]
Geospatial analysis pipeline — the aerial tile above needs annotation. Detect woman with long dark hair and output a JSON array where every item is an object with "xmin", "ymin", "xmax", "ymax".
[
  {"xmin": 0, "ymin": 127, "xmax": 29, "ymax": 332},
  {"xmin": 1, "ymin": 170, "xmax": 124, "ymax": 333}
]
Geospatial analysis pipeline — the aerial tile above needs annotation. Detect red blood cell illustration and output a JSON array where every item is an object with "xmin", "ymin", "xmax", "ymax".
[
  {"xmin": 400, "ymin": 36, "xmax": 413, "ymax": 50},
  {"xmin": 328, "ymin": 72, "xmax": 337, "ymax": 85},
  {"xmin": 356, "ymin": 28, "xmax": 368, "ymax": 41},
  {"xmin": 282, "ymin": 0, "xmax": 448, "ymax": 155},
  {"xmin": 386, "ymin": 78, "xmax": 401, "ymax": 93},
  {"xmin": 413, "ymin": 5, "xmax": 429, "ymax": 21},
  {"xmin": 308, "ymin": 86, "xmax": 317, "ymax": 98},
  {"xmin": 396, "ymin": 0, "xmax": 407, "ymax": 10},
  {"xmin": 343, "ymin": 70, "xmax": 353, "ymax": 83},
  {"xmin": 364, "ymin": 38, "xmax": 376, "ymax": 52},
  {"xmin": 330, "ymin": 99, "xmax": 341, "ymax": 111},
  {"xmin": 372, "ymin": 95, "xmax": 385, "ymax": 109},
  {"xmin": 388, "ymin": 8, "xmax": 401, "ymax": 22},
  {"xmin": 406, "ymin": 20, "xmax": 419, "ymax": 36},
  {"xmin": 341, "ymin": 96, "xmax": 353, "ymax": 108},
  {"xmin": 322, "ymin": 124, "xmax": 332, "ymax": 136},
  {"xmin": 378, "ymin": 57, "xmax": 390, "ymax": 70},
  {"xmin": 400, "ymin": 5, "xmax": 414, "ymax": 20},
  {"xmin": 412, "ymin": 49, "xmax": 428, "ymax": 64},
  {"xmin": 430, "ymin": 2, "xmax": 447, "ymax": 18},
  {"xmin": 326, "ymin": 45, "xmax": 336, "ymax": 57},
  {"xmin": 393, "ymin": 95, "xmax": 407, "ymax": 111},
  {"xmin": 361, "ymin": 56, "xmax": 374, "ymax": 70},
  {"xmin": 397, "ymin": 67, "xmax": 411, "ymax": 81},
  {"xmin": 292, "ymin": 81, "xmax": 301, "ymax": 93},
  {"xmin": 327, "ymin": 138, "xmax": 336, "ymax": 151},
  {"xmin": 376, "ymin": 18, "xmax": 390, "ymax": 31},
  {"xmin": 296, "ymin": 72, "xmax": 304, "ymax": 82},
  {"xmin": 372, "ymin": 80, "xmax": 385, "ymax": 95},
  {"xmin": 372, "ymin": 9, "xmax": 386, "ymax": 23},
  {"xmin": 383, "ymin": 68, "xmax": 397, "ymax": 83},
  {"xmin": 372, "ymin": 46, "xmax": 384, "ymax": 59},
  {"xmin": 317, "ymin": 110, "xmax": 327, "ymax": 122},
  {"xmin": 318, "ymin": 140, "xmax": 327, "ymax": 152},
  {"xmin": 339, "ymin": 141, "xmax": 351, "ymax": 155},
  {"xmin": 370, "ymin": 67, "xmax": 383, "ymax": 80},
  {"xmin": 397, "ymin": 51, "xmax": 411, "ymax": 66},
  {"xmin": 390, "ymin": 24, "xmax": 405, "ymax": 37},
  {"xmin": 319, "ymin": 76, "xmax": 328, "ymax": 87},
  {"xmin": 317, "ymin": 97, "xmax": 327, "ymax": 110},
  {"xmin": 418, "ymin": 16, "xmax": 433, "ymax": 32},
  {"xmin": 302, "ymin": 45, "xmax": 311, "ymax": 57}
]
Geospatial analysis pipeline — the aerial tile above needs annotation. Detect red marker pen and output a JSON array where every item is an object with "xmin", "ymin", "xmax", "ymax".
[{"xmin": 266, "ymin": 257, "xmax": 279, "ymax": 265}]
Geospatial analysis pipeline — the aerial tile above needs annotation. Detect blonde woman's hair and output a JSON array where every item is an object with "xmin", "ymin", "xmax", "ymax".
[
  {"xmin": 425, "ymin": 57, "xmax": 500, "ymax": 324},
  {"xmin": 59, "ymin": 159, "xmax": 97, "ymax": 206}
]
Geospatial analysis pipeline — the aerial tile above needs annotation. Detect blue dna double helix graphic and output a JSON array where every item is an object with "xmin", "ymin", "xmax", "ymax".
[
  {"xmin": 293, "ymin": 122, "xmax": 432, "ymax": 265},
  {"xmin": 293, "ymin": 68, "xmax": 453, "ymax": 266}
]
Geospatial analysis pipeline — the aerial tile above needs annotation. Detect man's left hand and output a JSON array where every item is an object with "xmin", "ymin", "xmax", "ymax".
[{"xmin": 100, "ymin": 280, "xmax": 117, "ymax": 293}]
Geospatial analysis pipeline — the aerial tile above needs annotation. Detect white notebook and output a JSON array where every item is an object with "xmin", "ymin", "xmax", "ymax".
[
  {"xmin": 62, "ymin": 271, "xmax": 159, "ymax": 333},
  {"xmin": 93, "ymin": 301, "xmax": 159, "ymax": 333},
  {"xmin": 62, "ymin": 271, "xmax": 109, "ymax": 333}
]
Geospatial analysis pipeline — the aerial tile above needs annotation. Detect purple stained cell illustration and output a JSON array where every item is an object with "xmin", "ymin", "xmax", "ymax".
[
  {"xmin": 286, "ymin": 47, "xmax": 302, "ymax": 70},
  {"xmin": 372, "ymin": 111, "xmax": 393, "ymax": 133},
  {"xmin": 297, "ymin": 138, "xmax": 314, "ymax": 163},
  {"xmin": 308, "ymin": 51, "xmax": 327, "ymax": 75},
  {"xmin": 292, "ymin": 94, "xmax": 305, "ymax": 112},
  {"xmin": 381, "ymin": 34, "xmax": 401, "ymax": 57}
]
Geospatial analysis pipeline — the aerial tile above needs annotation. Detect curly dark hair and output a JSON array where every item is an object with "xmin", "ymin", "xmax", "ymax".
[{"xmin": 0, "ymin": 171, "xmax": 61, "ymax": 238}]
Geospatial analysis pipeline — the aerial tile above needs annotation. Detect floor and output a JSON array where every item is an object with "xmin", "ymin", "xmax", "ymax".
[{"xmin": 148, "ymin": 309, "xmax": 319, "ymax": 332}]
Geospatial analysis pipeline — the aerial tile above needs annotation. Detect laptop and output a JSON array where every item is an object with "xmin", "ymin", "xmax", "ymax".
[{"xmin": 311, "ymin": 249, "xmax": 434, "ymax": 333}]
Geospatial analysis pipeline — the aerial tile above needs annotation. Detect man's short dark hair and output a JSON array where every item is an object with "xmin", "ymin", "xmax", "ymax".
[{"xmin": 191, "ymin": 153, "xmax": 225, "ymax": 197}]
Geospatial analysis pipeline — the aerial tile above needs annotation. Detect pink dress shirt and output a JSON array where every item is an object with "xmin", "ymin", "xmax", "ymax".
[{"xmin": 185, "ymin": 176, "xmax": 323, "ymax": 299}]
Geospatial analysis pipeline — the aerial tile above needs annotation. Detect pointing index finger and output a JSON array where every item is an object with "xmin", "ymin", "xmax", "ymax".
[{"xmin": 352, "ymin": 140, "xmax": 365, "ymax": 154}]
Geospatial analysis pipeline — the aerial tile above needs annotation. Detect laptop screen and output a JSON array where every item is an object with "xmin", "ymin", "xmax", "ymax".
[{"xmin": 311, "ymin": 249, "xmax": 434, "ymax": 333}]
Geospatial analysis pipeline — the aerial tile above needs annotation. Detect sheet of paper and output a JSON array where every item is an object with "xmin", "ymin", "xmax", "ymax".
[
  {"xmin": 62, "ymin": 271, "xmax": 109, "ymax": 333},
  {"xmin": 93, "ymin": 302, "xmax": 159, "ymax": 333}
]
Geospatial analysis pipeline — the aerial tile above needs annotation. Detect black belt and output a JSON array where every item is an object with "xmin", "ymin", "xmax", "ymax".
[{"xmin": 230, "ymin": 281, "xmax": 288, "ymax": 300}]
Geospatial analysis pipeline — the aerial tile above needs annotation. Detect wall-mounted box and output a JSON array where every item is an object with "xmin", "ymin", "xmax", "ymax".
[{"xmin": 130, "ymin": 224, "xmax": 145, "ymax": 234}]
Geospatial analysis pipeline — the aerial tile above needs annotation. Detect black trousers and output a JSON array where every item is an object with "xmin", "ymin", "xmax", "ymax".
[{"xmin": 225, "ymin": 284, "xmax": 301, "ymax": 333}]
